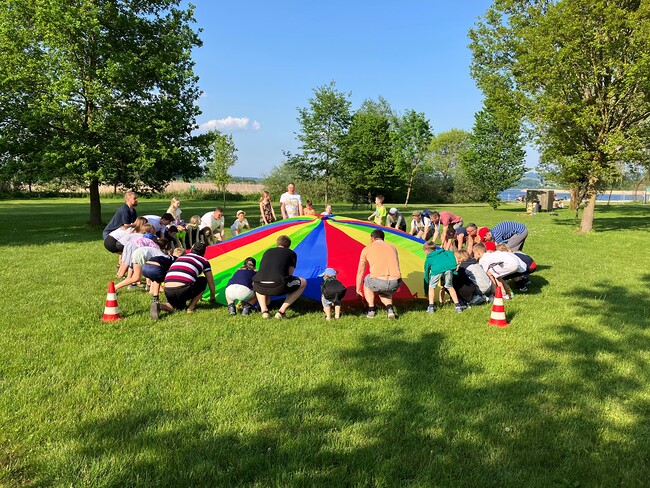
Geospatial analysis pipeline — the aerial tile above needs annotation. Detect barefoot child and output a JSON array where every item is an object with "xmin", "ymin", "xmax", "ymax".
[{"xmin": 319, "ymin": 267, "xmax": 346, "ymax": 320}]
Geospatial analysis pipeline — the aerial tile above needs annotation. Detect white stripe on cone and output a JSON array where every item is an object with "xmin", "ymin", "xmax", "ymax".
[
  {"xmin": 490, "ymin": 311, "xmax": 506, "ymax": 320},
  {"xmin": 107, "ymin": 293, "xmax": 117, "ymax": 300},
  {"xmin": 104, "ymin": 307, "xmax": 119, "ymax": 315},
  {"xmin": 493, "ymin": 298, "xmax": 504, "ymax": 306}
]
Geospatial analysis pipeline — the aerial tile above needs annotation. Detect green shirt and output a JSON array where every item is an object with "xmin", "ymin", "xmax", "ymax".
[{"xmin": 374, "ymin": 205, "xmax": 387, "ymax": 225}]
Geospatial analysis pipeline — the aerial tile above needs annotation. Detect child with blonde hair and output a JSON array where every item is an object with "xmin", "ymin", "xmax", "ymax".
[{"xmin": 259, "ymin": 190, "xmax": 277, "ymax": 225}]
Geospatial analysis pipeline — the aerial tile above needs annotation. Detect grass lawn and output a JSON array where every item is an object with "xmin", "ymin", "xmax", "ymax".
[{"xmin": 0, "ymin": 198, "xmax": 649, "ymax": 487}]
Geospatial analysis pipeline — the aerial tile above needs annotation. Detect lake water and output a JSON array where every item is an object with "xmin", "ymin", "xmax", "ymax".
[{"xmin": 499, "ymin": 189, "xmax": 644, "ymax": 202}]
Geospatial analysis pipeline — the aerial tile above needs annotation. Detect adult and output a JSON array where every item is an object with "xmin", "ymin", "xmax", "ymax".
[
  {"xmin": 102, "ymin": 191, "xmax": 138, "ymax": 240},
  {"xmin": 158, "ymin": 242, "xmax": 215, "ymax": 315},
  {"xmin": 481, "ymin": 221, "xmax": 529, "ymax": 251},
  {"xmin": 430, "ymin": 211, "xmax": 463, "ymax": 248},
  {"xmin": 199, "ymin": 208, "xmax": 225, "ymax": 243},
  {"xmin": 409, "ymin": 211, "xmax": 431, "ymax": 239},
  {"xmin": 280, "ymin": 183, "xmax": 303, "ymax": 219},
  {"xmin": 386, "ymin": 208, "xmax": 407, "ymax": 232},
  {"xmin": 253, "ymin": 235, "xmax": 307, "ymax": 319},
  {"xmin": 457, "ymin": 223, "xmax": 479, "ymax": 255},
  {"xmin": 356, "ymin": 228, "xmax": 402, "ymax": 319},
  {"xmin": 143, "ymin": 213, "xmax": 174, "ymax": 236}
]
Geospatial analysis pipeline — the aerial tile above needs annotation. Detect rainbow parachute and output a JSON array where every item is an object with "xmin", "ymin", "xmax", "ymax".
[{"xmin": 204, "ymin": 215, "xmax": 426, "ymax": 304}]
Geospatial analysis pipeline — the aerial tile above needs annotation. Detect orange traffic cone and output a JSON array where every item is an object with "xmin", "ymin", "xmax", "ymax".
[
  {"xmin": 102, "ymin": 281, "xmax": 122, "ymax": 322},
  {"xmin": 488, "ymin": 287, "xmax": 508, "ymax": 328}
]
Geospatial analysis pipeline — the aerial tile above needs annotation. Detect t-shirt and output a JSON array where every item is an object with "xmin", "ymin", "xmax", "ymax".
[
  {"xmin": 411, "ymin": 217, "xmax": 431, "ymax": 233},
  {"xmin": 373, "ymin": 205, "xmax": 387, "ymax": 225},
  {"xmin": 146, "ymin": 254, "xmax": 176, "ymax": 275},
  {"xmin": 438, "ymin": 211, "xmax": 462, "ymax": 226},
  {"xmin": 227, "ymin": 268, "xmax": 257, "ymax": 288},
  {"xmin": 359, "ymin": 239, "xmax": 401, "ymax": 280},
  {"xmin": 253, "ymin": 247, "xmax": 298, "ymax": 283},
  {"xmin": 200, "ymin": 212, "xmax": 224, "ymax": 234},
  {"xmin": 103, "ymin": 204, "xmax": 137, "ymax": 239},
  {"xmin": 387, "ymin": 212, "xmax": 405, "ymax": 230},
  {"xmin": 167, "ymin": 207, "xmax": 182, "ymax": 225},
  {"xmin": 143, "ymin": 215, "xmax": 164, "ymax": 233},
  {"xmin": 479, "ymin": 251, "xmax": 526, "ymax": 277},
  {"xmin": 109, "ymin": 226, "xmax": 133, "ymax": 241},
  {"xmin": 230, "ymin": 218, "xmax": 250, "ymax": 233},
  {"xmin": 132, "ymin": 246, "xmax": 164, "ymax": 267},
  {"xmin": 165, "ymin": 253, "xmax": 212, "ymax": 285},
  {"xmin": 280, "ymin": 192, "xmax": 302, "ymax": 218},
  {"xmin": 490, "ymin": 222, "xmax": 527, "ymax": 243}
]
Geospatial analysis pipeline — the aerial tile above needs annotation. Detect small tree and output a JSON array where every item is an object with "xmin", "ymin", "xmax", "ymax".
[
  {"xmin": 462, "ymin": 101, "xmax": 525, "ymax": 209},
  {"xmin": 207, "ymin": 131, "xmax": 237, "ymax": 207},
  {"xmin": 392, "ymin": 110, "xmax": 433, "ymax": 206}
]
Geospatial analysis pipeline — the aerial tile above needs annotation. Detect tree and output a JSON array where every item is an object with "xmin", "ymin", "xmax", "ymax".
[
  {"xmin": 206, "ymin": 131, "xmax": 237, "ymax": 207},
  {"xmin": 0, "ymin": 0, "xmax": 214, "ymax": 224},
  {"xmin": 462, "ymin": 100, "xmax": 526, "ymax": 209},
  {"xmin": 340, "ymin": 102, "xmax": 398, "ymax": 201},
  {"xmin": 392, "ymin": 110, "xmax": 432, "ymax": 206},
  {"xmin": 469, "ymin": 0, "xmax": 650, "ymax": 232},
  {"xmin": 428, "ymin": 129, "xmax": 472, "ymax": 200},
  {"xmin": 296, "ymin": 81, "xmax": 352, "ymax": 203}
]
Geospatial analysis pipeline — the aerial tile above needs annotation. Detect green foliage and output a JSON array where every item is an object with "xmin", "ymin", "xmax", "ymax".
[
  {"xmin": 206, "ymin": 131, "xmax": 237, "ymax": 205},
  {"xmin": 340, "ymin": 107, "xmax": 399, "ymax": 200},
  {"xmin": 391, "ymin": 110, "xmax": 433, "ymax": 205},
  {"xmin": 470, "ymin": 0, "xmax": 650, "ymax": 230},
  {"xmin": 0, "ymin": 0, "xmax": 214, "ymax": 224},
  {"xmin": 462, "ymin": 100, "xmax": 526, "ymax": 209},
  {"xmin": 296, "ymin": 81, "xmax": 352, "ymax": 202}
]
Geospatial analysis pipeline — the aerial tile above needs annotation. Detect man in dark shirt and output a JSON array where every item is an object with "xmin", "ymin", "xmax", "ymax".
[
  {"xmin": 253, "ymin": 235, "xmax": 306, "ymax": 319},
  {"xmin": 102, "ymin": 191, "xmax": 138, "ymax": 239}
]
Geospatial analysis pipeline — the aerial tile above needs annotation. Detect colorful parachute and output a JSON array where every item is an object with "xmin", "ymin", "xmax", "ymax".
[{"xmin": 203, "ymin": 215, "xmax": 426, "ymax": 304}]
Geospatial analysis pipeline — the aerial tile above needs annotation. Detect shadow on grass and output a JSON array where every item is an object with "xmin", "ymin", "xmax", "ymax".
[
  {"xmin": 551, "ymin": 204, "xmax": 650, "ymax": 232},
  {"xmin": 50, "ymin": 281, "xmax": 650, "ymax": 486}
]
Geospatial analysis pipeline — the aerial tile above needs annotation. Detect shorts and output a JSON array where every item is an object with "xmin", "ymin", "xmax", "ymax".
[
  {"xmin": 321, "ymin": 296, "xmax": 334, "ymax": 308},
  {"xmin": 253, "ymin": 276, "xmax": 302, "ymax": 296},
  {"xmin": 104, "ymin": 236, "xmax": 124, "ymax": 254},
  {"xmin": 364, "ymin": 276, "xmax": 402, "ymax": 298},
  {"xmin": 429, "ymin": 270, "xmax": 454, "ymax": 289},
  {"xmin": 164, "ymin": 277, "xmax": 207, "ymax": 310},
  {"xmin": 225, "ymin": 284, "xmax": 255, "ymax": 302},
  {"xmin": 142, "ymin": 263, "xmax": 166, "ymax": 283}
]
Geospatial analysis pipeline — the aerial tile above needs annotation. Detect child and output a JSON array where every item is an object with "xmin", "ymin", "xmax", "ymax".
[
  {"xmin": 166, "ymin": 197, "xmax": 184, "ymax": 227},
  {"xmin": 144, "ymin": 247, "xmax": 186, "ymax": 319},
  {"xmin": 259, "ymin": 190, "xmax": 277, "ymax": 225},
  {"xmin": 164, "ymin": 225, "xmax": 183, "ymax": 250},
  {"xmin": 115, "ymin": 238, "xmax": 169, "ymax": 291},
  {"xmin": 423, "ymin": 241, "xmax": 465, "ymax": 313},
  {"xmin": 319, "ymin": 267, "xmax": 346, "ymax": 320},
  {"xmin": 303, "ymin": 200, "xmax": 317, "ymax": 216},
  {"xmin": 472, "ymin": 242, "xmax": 526, "ymax": 299},
  {"xmin": 321, "ymin": 204, "xmax": 333, "ymax": 216},
  {"xmin": 454, "ymin": 249, "xmax": 492, "ymax": 305},
  {"xmin": 230, "ymin": 210, "xmax": 251, "ymax": 237},
  {"xmin": 495, "ymin": 244, "xmax": 537, "ymax": 291},
  {"xmin": 410, "ymin": 211, "xmax": 431, "ymax": 239},
  {"xmin": 225, "ymin": 257, "xmax": 258, "ymax": 316},
  {"xmin": 367, "ymin": 195, "xmax": 387, "ymax": 226},
  {"xmin": 184, "ymin": 215, "xmax": 202, "ymax": 249}
]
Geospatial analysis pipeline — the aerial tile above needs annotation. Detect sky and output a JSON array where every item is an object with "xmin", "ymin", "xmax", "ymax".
[{"xmin": 190, "ymin": 0, "xmax": 534, "ymax": 178}]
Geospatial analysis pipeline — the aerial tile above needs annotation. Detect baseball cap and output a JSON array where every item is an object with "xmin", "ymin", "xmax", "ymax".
[
  {"xmin": 318, "ymin": 267, "xmax": 337, "ymax": 277},
  {"xmin": 484, "ymin": 241, "xmax": 497, "ymax": 252},
  {"xmin": 389, "ymin": 207, "xmax": 398, "ymax": 214},
  {"xmin": 478, "ymin": 227, "xmax": 489, "ymax": 241},
  {"xmin": 237, "ymin": 210, "xmax": 246, "ymax": 216}
]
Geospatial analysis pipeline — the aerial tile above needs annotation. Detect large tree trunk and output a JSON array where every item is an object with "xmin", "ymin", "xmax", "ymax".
[
  {"xmin": 580, "ymin": 193, "xmax": 597, "ymax": 232},
  {"xmin": 89, "ymin": 178, "xmax": 102, "ymax": 226},
  {"xmin": 569, "ymin": 186, "xmax": 580, "ymax": 211}
]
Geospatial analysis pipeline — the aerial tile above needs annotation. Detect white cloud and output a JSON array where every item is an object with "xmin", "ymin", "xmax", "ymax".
[{"xmin": 199, "ymin": 116, "xmax": 261, "ymax": 132}]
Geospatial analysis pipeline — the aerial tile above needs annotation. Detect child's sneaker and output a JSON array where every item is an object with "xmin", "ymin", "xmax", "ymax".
[
  {"xmin": 227, "ymin": 303, "xmax": 237, "ymax": 316},
  {"xmin": 366, "ymin": 309, "xmax": 377, "ymax": 319},
  {"xmin": 503, "ymin": 294, "xmax": 512, "ymax": 300},
  {"xmin": 241, "ymin": 302, "xmax": 252, "ymax": 316},
  {"xmin": 426, "ymin": 304, "xmax": 435, "ymax": 314},
  {"xmin": 455, "ymin": 305, "xmax": 464, "ymax": 313},
  {"xmin": 128, "ymin": 283, "xmax": 140, "ymax": 290},
  {"xmin": 387, "ymin": 307, "xmax": 397, "ymax": 320}
]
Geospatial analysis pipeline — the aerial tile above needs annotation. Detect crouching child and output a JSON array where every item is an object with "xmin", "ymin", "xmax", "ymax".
[
  {"xmin": 320, "ymin": 267, "xmax": 346, "ymax": 320},
  {"xmin": 423, "ymin": 241, "xmax": 465, "ymax": 313}
]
